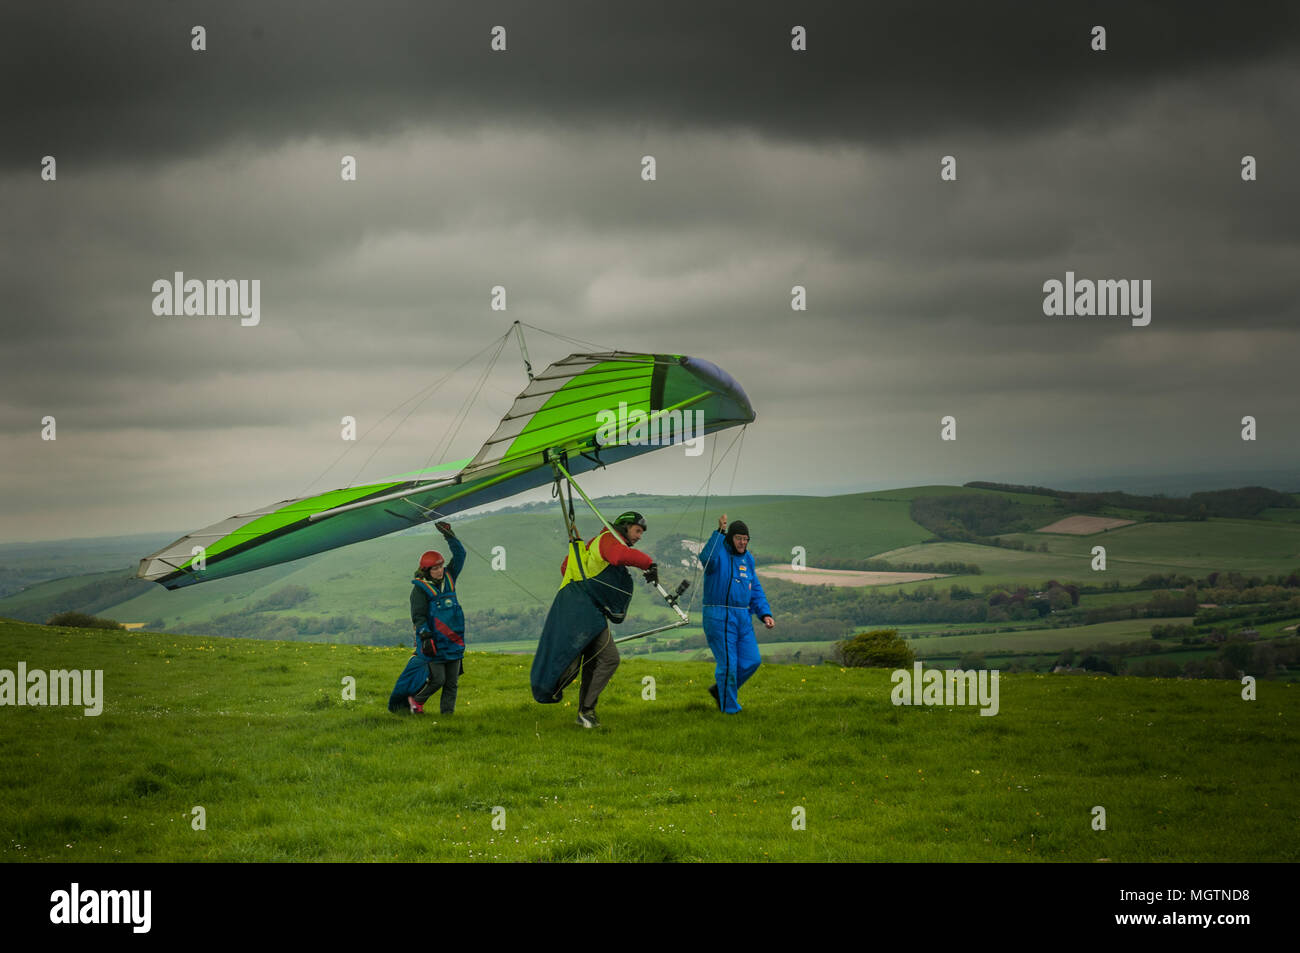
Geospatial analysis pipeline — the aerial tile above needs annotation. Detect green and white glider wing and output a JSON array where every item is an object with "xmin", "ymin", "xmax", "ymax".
[{"xmin": 138, "ymin": 351, "xmax": 754, "ymax": 590}]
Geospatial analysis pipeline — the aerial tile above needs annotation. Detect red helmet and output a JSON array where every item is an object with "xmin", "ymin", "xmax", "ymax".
[{"xmin": 419, "ymin": 550, "xmax": 444, "ymax": 570}]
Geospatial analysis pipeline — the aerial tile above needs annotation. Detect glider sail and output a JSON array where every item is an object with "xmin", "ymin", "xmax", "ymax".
[{"xmin": 139, "ymin": 350, "xmax": 754, "ymax": 589}]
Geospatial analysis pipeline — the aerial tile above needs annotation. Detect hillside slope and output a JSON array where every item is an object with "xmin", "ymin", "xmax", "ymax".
[{"xmin": 1, "ymin": 619, "xmax": 1296, "ymax": 862}]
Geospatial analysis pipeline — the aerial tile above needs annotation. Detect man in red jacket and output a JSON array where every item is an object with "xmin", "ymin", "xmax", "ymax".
[{"xmin": 531, "ymin": 511, "xmax": 657, "ymax": 728}]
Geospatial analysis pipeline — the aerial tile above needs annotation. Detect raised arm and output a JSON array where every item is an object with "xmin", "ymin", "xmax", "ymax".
[
  {"xmin": 446, "ymin": 535, "xmax": 467, "ymax": 583},
  {"xmin": 436, "ymin": 522, "xmax": 467, "ymax": 582},
  {"xmin": 699, "ymin": 529, "xmax": 725, "ymax": 575}
]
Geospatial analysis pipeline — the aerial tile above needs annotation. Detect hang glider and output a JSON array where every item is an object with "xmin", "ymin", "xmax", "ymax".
[{"xmin": 138, "ymin": 343, "xmax": 755, "ymax": 590}]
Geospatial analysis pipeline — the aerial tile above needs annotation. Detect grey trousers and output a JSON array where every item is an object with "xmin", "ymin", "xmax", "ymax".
[
  {"xmin": 578, "ymin": 628, "xmax": 620, "ymax": 711},
  {"xmin": 414, "ymin": 660, "xmax": 461, "ymax": 714}
]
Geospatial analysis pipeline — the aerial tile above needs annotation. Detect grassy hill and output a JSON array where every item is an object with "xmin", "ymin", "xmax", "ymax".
[
  {"xmin": 0, "ymin": 569, "xmax": 157, "ymax": 625},
  {"xmin": 4, "ymin": 489, "xmax": 950, "ymax": 639},
  {"xmin": 4, "ymin": 484, "xmax": 1299, "ymax": 679},
  {"xmin": 874, "ymin": 515, "xmax": 1300, "ymax": 593},
  {"xmin": 1, "ymin": 619, "xmax": 1296, "ymax": 862},
  {"xmin": 0, "ymin": 533, "xmax": 176, "ymax": 600},
  {"xmin": 0, "ymin": 484, "xmax": 1066, "ymax": 636}
]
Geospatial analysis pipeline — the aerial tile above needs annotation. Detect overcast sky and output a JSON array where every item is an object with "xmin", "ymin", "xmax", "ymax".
[{"xmin": 3, "ymin": 1, "xmax": 1299, "ymax": 543}]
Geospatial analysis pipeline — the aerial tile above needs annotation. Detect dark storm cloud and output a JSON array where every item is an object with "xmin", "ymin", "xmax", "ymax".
[
  {"xmin": 5, "ymin": 1, "xmax": 1299, "ymax": 170},
  {"xmin": 3, "ymin": 3, "xmax": 1300, "ymax": 541},
  {"xmin": 1, "ymin": 90, "xmax": 1297, "ymax": 436}
]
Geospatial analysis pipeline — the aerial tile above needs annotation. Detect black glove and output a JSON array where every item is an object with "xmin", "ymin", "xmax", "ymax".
[
  {"xmin": 435, "ymin": 521, "xmax": 455, "ymax": 539},
  {"xmin": 643, "ymin": 562, "xmax": 659, "ymax": 586}
]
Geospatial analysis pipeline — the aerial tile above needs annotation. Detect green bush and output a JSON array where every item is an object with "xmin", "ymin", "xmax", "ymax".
[
  {"xmin": 45, "ymin": 611, "xmax": 123, "ymax": 630},
  {"xmin": 832, "ymin": 628, "xmax": 915, "ymax": 669},
  {"xmin": 1129, "ymin": 658, "xmax": 1182, "ymax": 678},
  {"xmin": 251, "ymin": 585, "xmax": 312, "ymax": 611}
]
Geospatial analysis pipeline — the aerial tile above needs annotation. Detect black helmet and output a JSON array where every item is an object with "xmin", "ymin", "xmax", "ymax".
[
  {"xmin": 726, "ymin": 520, "xmax": 750, "ymax": 550},
  {"xmin": 614, "ymin": 511, "xmax": 647, "ymax": 531}
]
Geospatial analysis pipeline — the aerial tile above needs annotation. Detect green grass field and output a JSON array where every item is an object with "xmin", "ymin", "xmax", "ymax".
[
  {"xmin": 903, "ymin": 617, "xmax": 1193, "ymax": 657},
  {"xmin": 3, "ymin": 619, "xmax": 1296, "ymax": 862},
  {"xmin": 633, "ymin": 617, "xmax": 1203, "ymax": 664},
  {"xmin": 1004, "ymin": 517, "xmax": 1300, "ymax": 572},
  {"xmin": 1261, "ymin": 507, "xmax": 1300, "ymax": 523},
  {"xmin": 875, "ymin": 516, "xmax": 1300, "ymax": 595}
]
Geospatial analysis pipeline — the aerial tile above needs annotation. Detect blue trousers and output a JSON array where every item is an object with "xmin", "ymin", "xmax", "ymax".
[{"xmin": 703, "ymin": 607, "xmax": 761, "ymax": 713}]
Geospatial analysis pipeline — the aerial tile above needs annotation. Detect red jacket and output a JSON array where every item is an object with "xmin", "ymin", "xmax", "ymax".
[{"xmin": 561, "ymin": 528, "xmax": 653, "ymax": 576}]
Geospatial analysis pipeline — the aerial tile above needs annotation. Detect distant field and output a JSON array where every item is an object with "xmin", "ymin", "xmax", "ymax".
[
  {"xmin": 874, "ymin": 542, "xmax": 1128, "ymax": 589},
  {"xmin": 905, "ymin": 617, "xmax": 1194, "ymax": 657},
  {"xmin": 1076, "ymin": 590, "xmax": 1164, "ymax": 608},
  {"xmin": 632, "ymin": 617, "xmax": 1202, "ymax": 665},
  {"xmin": 999, "ymin": 518, "xmax": 1300, "ymax": 574},
  {"xmin": 858, "ymin": 486, "xmax": 1061, "ymax": 506},
  {"xmin": 0, "ymin": 533, "xmax": 177, "ymax": 599},
  {"xmin": 7, "ymin": 488, "xmax": 1300, "ymax": 654},
  {"xmin": 0, "ymin": 573, "xmax": 111, "ymax": 615},
  {"xmin": 1035, "ymin": 515, "xmax": 1135, "ymax": 535},
  {"xmin": 730, "ymin": 495, "xmax": 930, "ymax": 564},
  {"xmin": 757, "ymin": 566, "xmax": 946, "ymax": 587},
  {"xmin": 878, "ymin": 517, "xmax": 1300, "ymax": 594},
  {"xmin": 1125, "ymin": 648, "xmax": 1220, "ymax": 665},
  {"xmin": 1261, "ymin": 508, "xmax": 1300, "ymax": 523}
]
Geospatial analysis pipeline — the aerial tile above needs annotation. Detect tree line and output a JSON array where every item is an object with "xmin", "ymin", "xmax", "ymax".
[{"xmin": 964, "ymin": 481, "xmax": 1297, "ymax": 520}]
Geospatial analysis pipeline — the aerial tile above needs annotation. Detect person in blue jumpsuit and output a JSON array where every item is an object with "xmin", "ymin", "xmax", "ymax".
[
  {"xmin": 388, "ymin": 521, "xmax": 468, "ymax": 715},
  {"xmin": 699, "ymin": 514, "xmax": 774, "ymax": 713}
]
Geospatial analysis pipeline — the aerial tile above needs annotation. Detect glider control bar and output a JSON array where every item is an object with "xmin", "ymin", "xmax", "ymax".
[{"xmin": 613, "ymin": 620, "xmax": 688, "ymax": 645}]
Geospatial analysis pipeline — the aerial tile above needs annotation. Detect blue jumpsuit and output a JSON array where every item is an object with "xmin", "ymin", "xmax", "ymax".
[{"xmin": 699, "ymin": 530, "xmax": 772, "ymax": 713}]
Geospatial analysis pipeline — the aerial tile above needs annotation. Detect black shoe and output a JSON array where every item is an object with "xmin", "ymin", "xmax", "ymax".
[
  {"xmin": 708, "ymin": 683, "xmax": 720, "ymax": 706},
  {"xmin": 576, "ymin": 708, "xmax": 601, "ymax": 728}
]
